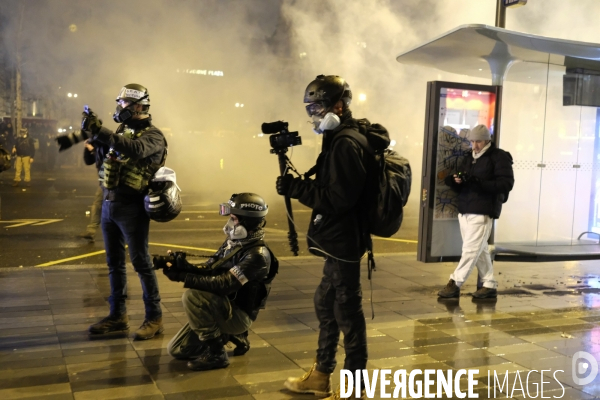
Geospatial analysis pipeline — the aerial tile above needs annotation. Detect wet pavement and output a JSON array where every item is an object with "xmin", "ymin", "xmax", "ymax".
[{"xmin": 2, "ymin": 254, "xmax": 600, "ymax": 399}]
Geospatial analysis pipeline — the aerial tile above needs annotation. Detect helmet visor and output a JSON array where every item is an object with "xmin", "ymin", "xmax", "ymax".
[
  {"xmin": 219, "ymin": 203, "xmax": 231, "ymax": 216},
  {"xmin": 305, "ymin": 102, "xmax": 327, "ymax": 117}
]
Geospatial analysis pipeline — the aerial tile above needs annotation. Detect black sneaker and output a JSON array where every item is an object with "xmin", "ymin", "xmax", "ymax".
[
  {"xmin": 472, "ymin": 287, "xmax": 498, "ymax": 299},
  {"xmin": 78, "ymin": 232, "xmax": 95, "ymax": 241},
  {"xmin": 230, "ymin": 331, "xmax": 250, "ymax": 356},
  {"xmin": 187, "ymin": 339, "xmax": 230, "ymax": 371},
  {"xmin": 438, "ymin": 279, "xmax": 460, "ymax": 298},
  {"xmin": 89, "ymin": 314, "xmax": 129, "ymax": 334}
]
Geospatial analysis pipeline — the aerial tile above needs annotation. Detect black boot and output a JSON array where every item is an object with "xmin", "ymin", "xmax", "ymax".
[
  {"xmin": 88, "ymin": 314, "xmax": 129, "ymax": 334},
  {"xmin": 187, "ymin": 338, "xmax": 230, "ymax": 371},
  {"xmin": 230, "ymin": 331, "xmax": 250, "ymax": 356}
]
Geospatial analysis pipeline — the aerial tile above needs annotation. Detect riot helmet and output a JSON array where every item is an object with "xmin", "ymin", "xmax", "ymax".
[
  {"xmin": 220, "ymin": 193, "xmax": 268, "ymax": 233},
  {"xmin": 113, "ymin": 83, "xmax": 151, "ymax": 123},
  {"xmin": 144, "ymin": 167, "xmax": 182, "ymax": 223},
  {"xmin": 304, "ymin": 74, "xmax": 352, "ymax": 117}
]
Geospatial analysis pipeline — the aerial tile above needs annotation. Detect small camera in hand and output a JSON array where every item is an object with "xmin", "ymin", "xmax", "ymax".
[
  {"xmin": 152, "ymin": 254, "xmax": 174, "ymax": 270},
  {"xmin": 456, "ymin": 171, "xmax": 469, "ymax": 183},
  {"xmin": 152, "ymin": 251, "xmax": 186, "ymax": 270}
]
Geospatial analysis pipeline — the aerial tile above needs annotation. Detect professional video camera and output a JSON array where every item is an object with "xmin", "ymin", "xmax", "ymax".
[
  {"xmin": 260, "ymin": 120, "xmax": 301, "ymax": 256},
  {"xmin": 261, "ymin": 121, "xmax": 302, "ymax": 153},
  {"xmin": 56, "ymin": 105, "xmax": 100, "ymax": 152}
]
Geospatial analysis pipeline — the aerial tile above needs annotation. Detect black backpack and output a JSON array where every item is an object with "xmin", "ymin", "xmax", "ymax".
[{"xmin": 334, "ymin": 120, "xmax": 412, "ymax": 238}]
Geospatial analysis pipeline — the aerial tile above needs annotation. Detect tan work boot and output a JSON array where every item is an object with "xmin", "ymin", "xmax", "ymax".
[
  {"xmin": 134, "ymin": 317, "xmax": 164, "ymax": 340},
  {"xmin": 89, "ymin": 314, "xmax": 129, "ymax": 334},
  {"xmin": 284, "ymin": 363, "xmax": 332, "ymax": 397}
]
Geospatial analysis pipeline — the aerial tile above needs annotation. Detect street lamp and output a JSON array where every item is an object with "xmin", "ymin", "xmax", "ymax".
[{"xmin": 67, "ymin": 93, "xmax": 72, "ymax": 97}]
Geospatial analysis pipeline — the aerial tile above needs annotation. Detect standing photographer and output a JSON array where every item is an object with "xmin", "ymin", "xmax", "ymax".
[
  {"xmin": 60, "ymin": 84, "xmax": 167, "ymax": 340},
  {"xmin": 276, "ymin": 75, "xmax": 388, "ymax": 399},
  {"xmin": 160, "ymin": 193, "xmax": 274, "ymax": 371},
  {"xmin": 437, "ymin": 124, "xmax": 514, "ymax": 299}
]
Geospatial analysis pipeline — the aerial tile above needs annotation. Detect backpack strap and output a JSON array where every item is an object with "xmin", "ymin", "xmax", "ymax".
[{"xmin": 332, "ymin": 127, "xmax": 375, "ymax": 157}]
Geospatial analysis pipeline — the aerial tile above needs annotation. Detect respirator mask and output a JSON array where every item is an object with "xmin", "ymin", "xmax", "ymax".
[
  {"xmin": 113, "ymin": 105, "xmax": 134, "ymax": 123},
  {"xmin": 306, "ymin": 102, "xmax": 341, "ymax": 134},
  {"xmin": 311, "ymin": 113, "xmax": 340, "ymax": 135},
  {"xmin": 223, "ymin": 217, "xmax": 248, "ymax": 240},
  {"xmin": 113, "ymin": 95, "xmax": 148, "ymax": 123}
]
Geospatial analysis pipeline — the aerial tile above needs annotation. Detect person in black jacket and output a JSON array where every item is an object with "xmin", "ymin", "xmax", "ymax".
[
  {"xmin": 438, "ymin": 124, "xmax": 514, "ymax": 299},
  {"xmin": 161, "ymin": 193, "xmax": 272, "ymax": 371},
  {"xmin": 277, "ymin": 75, "xmax": 384, "ymax": 399},
  {"xmin": 70, "ymin": 84, "xmax": 167, "ymax": 340}
]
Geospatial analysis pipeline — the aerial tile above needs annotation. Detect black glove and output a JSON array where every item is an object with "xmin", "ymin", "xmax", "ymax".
[
  {"xmin": 163, "ymin": 267, "xmax": 187, "ymax": 282},
  {"xmin": 276, "ymin": 174, "xmax": 294, "ymax": 196},
  {"xmin": 82, "ymin": 109, "xmax": 103, "ymax": 135}
]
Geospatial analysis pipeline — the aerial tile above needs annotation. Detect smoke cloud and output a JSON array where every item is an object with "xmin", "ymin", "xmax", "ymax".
[{"xmin": 2, "ymin": 0, "xmax": 600, "ymax": 218}]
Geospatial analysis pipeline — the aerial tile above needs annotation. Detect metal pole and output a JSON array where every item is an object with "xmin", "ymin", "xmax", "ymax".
[{"xmin": 495, "ymin": 0, "xmax": 506, "ymax": 28}]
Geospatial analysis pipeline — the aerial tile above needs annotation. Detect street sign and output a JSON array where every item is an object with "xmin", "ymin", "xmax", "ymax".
[{"xmin": 504, "ymin": 0, "xmax": 527, "ymax": 7}]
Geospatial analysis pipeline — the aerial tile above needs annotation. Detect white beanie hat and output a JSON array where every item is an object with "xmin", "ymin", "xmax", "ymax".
[{"xmin": 468, "ymin": 125, "xmax": 491, "ymax": 141}]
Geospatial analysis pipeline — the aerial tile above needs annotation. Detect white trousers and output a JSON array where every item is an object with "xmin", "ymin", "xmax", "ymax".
[{"xmin": 450, "ymin": 213, "xmax": 497, "ymax": 289}]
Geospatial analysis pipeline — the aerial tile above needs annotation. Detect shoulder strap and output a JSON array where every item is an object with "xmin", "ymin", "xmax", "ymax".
[
  {"xmin": 205, "ymin": 245, "xmax": 244, "ymax": 270},
  {"xmin": 332, "ymin": 127, "xmax": 375, "ymax": 157}
]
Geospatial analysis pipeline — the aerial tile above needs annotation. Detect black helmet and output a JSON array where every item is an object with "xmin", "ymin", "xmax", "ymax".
[
  {"xmin": 220, "ymin": 193, "xmax": 268, "ymax": 231},
  {"xmin": 114, "ymin": 83, "xmax": 150, "ymax": 123},
  {"xmin": 116, "ymin": 83, "xmax": 150, "ymax": 106},
  {"xmin": 144, "ymin": 181, "xmax": 182, "ymax": 222},
  {"xmin": 219, "ymin": 193, "xmax": 268, "ymax": 218},
  {"xmin": 304, "ymin": 75, "xmax": 352, "ymax": 115}
]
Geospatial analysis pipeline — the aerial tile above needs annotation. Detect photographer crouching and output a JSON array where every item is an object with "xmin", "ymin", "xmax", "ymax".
[{"xmin": 157, "ymin": 193, "xmax": 276, "ymax": 371}]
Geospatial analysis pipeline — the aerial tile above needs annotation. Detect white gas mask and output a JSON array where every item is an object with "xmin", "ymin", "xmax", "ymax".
[
  {"xmin": 222, "ymin": 217, "xmax": 248, "ymax": 240},
  {"xmin": 311, "ymin": 112, "xmax": 341, "ymax": 135}
]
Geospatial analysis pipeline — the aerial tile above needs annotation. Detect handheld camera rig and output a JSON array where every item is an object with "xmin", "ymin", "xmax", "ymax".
[{"xmin": 261, "ymin": 121, "xmax": 302, "ymax": 256}]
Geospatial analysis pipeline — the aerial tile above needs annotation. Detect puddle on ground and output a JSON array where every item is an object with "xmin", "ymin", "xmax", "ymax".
[
  {"xmin": 523, "ymin": 284, "xmax": 555, "ymax": 290},
  {"xmin": 497, "ymin": 289, "xmax": 534, "ymax": 296}
]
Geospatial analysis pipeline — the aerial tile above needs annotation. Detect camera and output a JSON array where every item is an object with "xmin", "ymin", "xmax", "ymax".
[
  {"xmin": 456, "ymin": 171, "xmax": 469, "ymax": 183},
  {"xmin": 152, "ymin": 251, "xmax": 186, "ymax": 270},
  {"xmin": 261, "ymin": 121, "xmax": 302, "ymax": 153}
]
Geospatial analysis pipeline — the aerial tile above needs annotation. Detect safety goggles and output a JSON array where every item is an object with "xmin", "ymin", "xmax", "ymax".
[
  {"xmin": 219, "ymin": 203, "xmax": 232, "ymax": 216},
  {"xmin": 305, "ymin": 102, "xmax": 327, "ymax": 117},
  {"xmin": 116, "ymin": 99, "xmax": 132, "ymax": 108}
]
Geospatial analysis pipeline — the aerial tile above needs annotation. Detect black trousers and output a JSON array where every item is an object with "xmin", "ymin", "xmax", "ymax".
[{"xmin": 314, "ymin": 258, "xmax": 367, "ymax": 374}]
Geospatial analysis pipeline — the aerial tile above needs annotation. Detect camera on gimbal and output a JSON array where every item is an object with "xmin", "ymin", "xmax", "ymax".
[{"xmin": 261, "ymin": 121, "xmax": 302, "ymax": 153}]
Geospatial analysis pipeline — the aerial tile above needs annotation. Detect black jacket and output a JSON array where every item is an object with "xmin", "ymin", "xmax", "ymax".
[
  {"xmin": 15, "ymin": 136, "xmax": 35, "ymax": 158},
  {"xmin": 444, "ymin": 143, "xmax": 514, "ymax": 219},
  {"xmin": 179, "ymin": 240, "xmax": 271, "ymax": 321},
  {"xmin": 287, "ymin": 112, "xmax": 387, "ymax": 260},
  {"xmin": 83, "ymin": 142, "xmax": 105, "ymax": 185},
  {"xmin": 93, "ymin": 117, "xmax": 166, "ymax": 198}
]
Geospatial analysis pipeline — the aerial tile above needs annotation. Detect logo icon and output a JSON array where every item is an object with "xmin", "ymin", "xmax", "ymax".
[{"xmin": 572, "ymin": 351, "xmax": 598, "ymax": 386}]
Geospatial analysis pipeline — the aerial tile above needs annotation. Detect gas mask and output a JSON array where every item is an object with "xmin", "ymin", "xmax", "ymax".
[
  {"xmin": 311, "ymin": 112, "xmax": 340, "ymax": 135},
  {"xmin": 223, "ymin": 217, "xmax": 248, "ymax": 240},
  {"xmin": 113, "ymin": 105, "xmax": 134, "ymax": 123}
]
